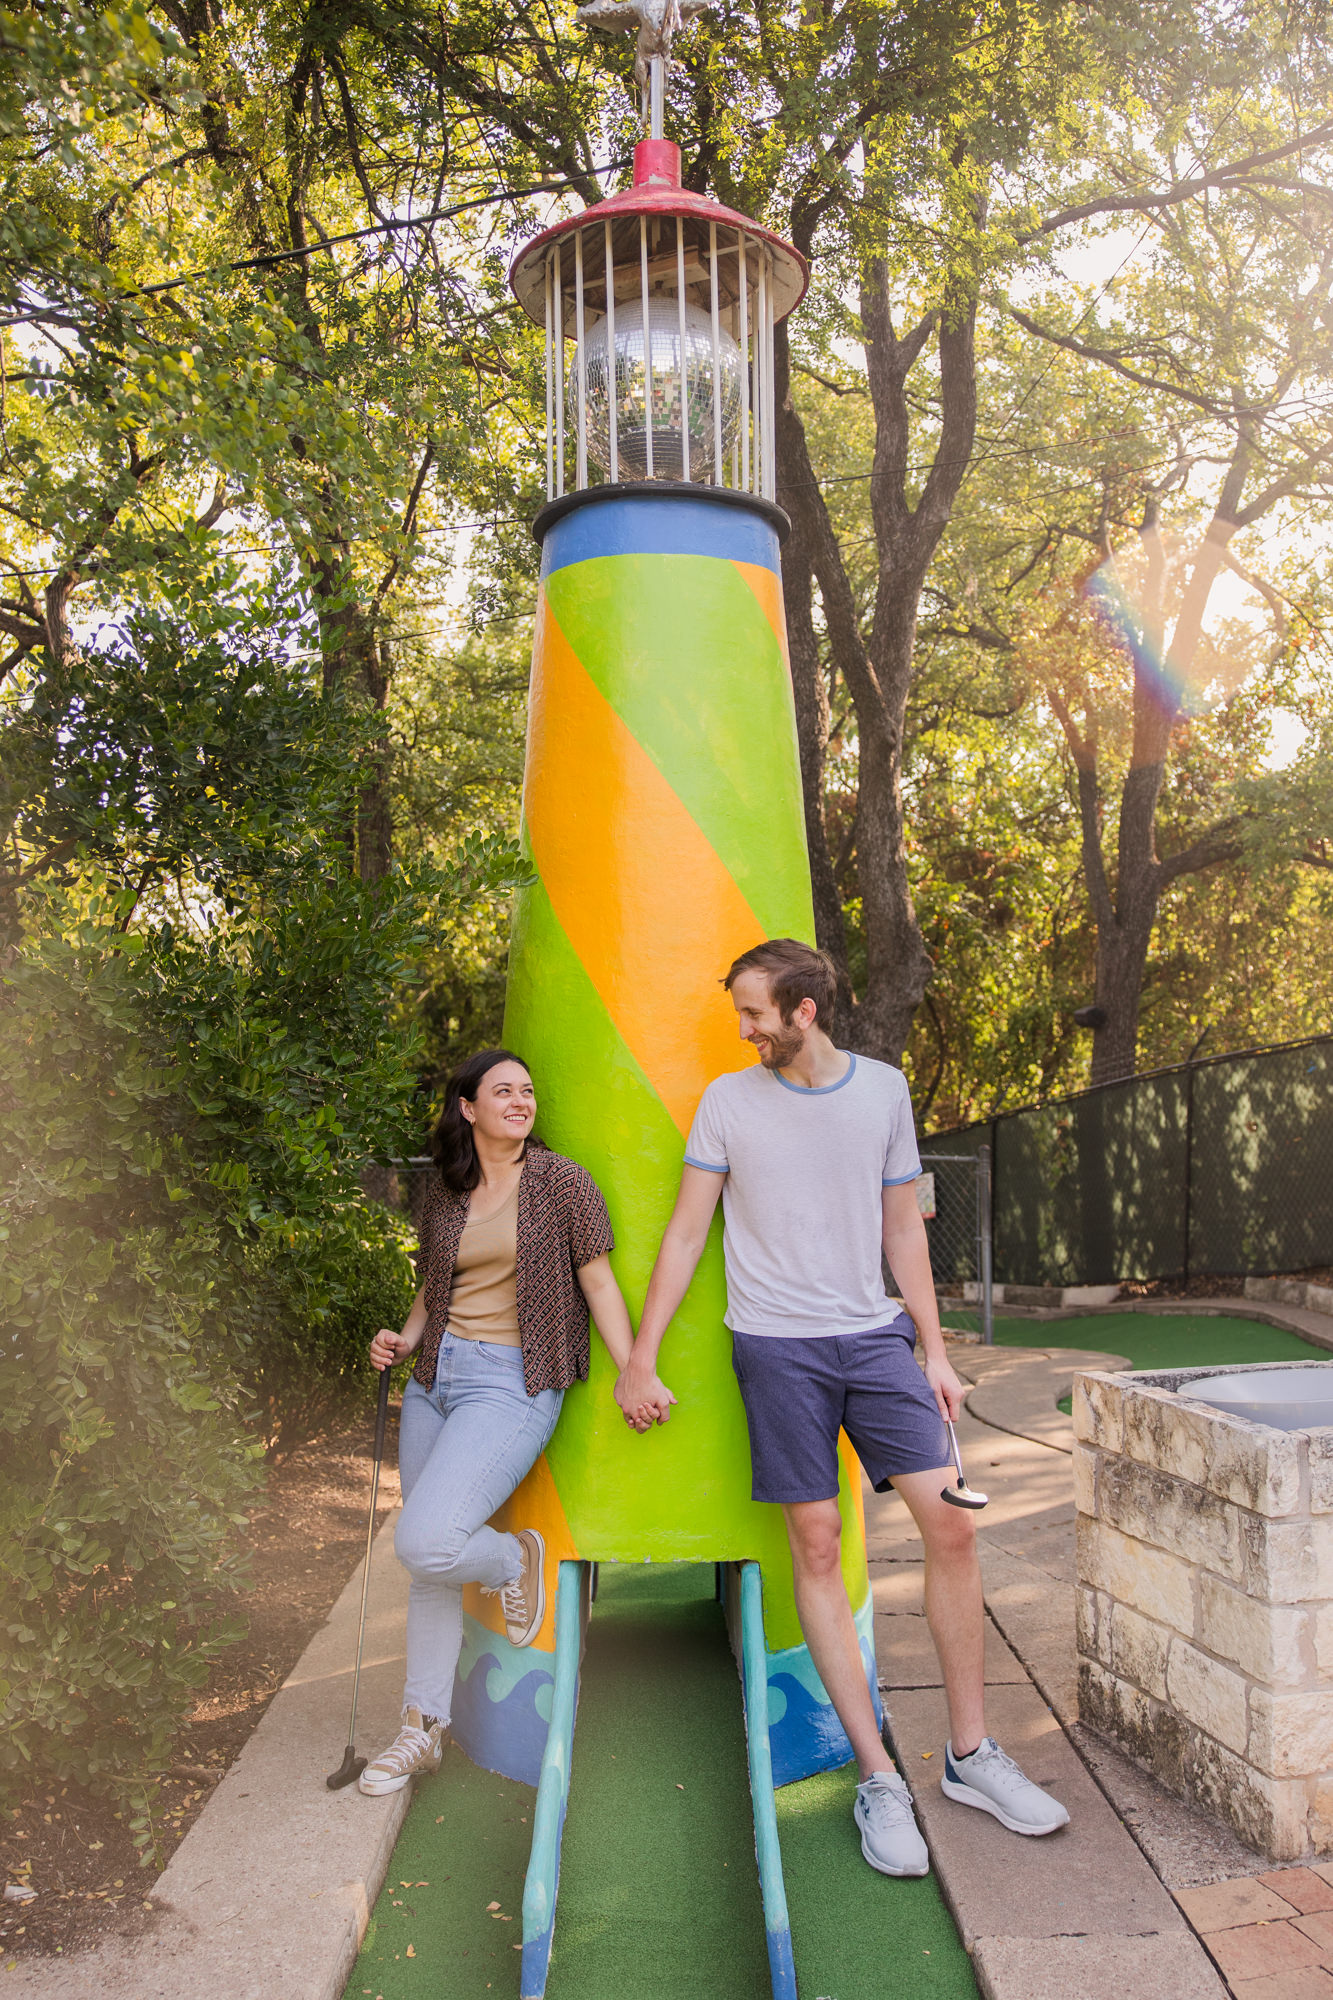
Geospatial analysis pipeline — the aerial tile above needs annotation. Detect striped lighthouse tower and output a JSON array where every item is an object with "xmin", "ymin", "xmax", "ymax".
[{"xmin": 449, "ymin": 128, "xmax": 881, "ymax": 1996}]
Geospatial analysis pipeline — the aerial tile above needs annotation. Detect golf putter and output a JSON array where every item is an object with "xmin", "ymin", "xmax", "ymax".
[
  {"xmin": 941, "ymin": 1417, "xmax": 988, "ymax": 1510},
  {"xmin": 327, "ymin": 1363, "xmax": 393, "ymax": 1788}
]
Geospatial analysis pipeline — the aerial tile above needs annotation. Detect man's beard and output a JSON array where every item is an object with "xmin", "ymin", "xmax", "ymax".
[{"xmin": 755, "ymin": 1020, "xmax": 805, "ymax": 1070}]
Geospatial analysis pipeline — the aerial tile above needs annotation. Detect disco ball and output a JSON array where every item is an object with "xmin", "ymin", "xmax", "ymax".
[{"xmin": 569, "ymin": 296, "xmax": 743, "ymax": 482}]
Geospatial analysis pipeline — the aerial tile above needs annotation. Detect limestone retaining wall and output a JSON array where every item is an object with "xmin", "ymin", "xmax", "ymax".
[{"xmin": 1074, "ymin": 1362, "xmax": 1333, "ymax": 1861}]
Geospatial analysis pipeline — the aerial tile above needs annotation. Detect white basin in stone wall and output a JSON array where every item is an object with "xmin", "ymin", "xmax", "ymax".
[{"xmin": 1187, "ymin": 1364, "xmax": 1333, "ymax": 1433}]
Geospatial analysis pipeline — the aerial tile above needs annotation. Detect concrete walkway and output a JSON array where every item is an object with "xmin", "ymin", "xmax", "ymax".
[{"xmin": 869, "ymin": 1327, "xmax": 1333, "ymax": 2000}]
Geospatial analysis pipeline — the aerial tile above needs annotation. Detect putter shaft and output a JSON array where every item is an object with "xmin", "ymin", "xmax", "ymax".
[{"xmin": 327, "ymin": 1364, "xmax": 392, "ymax": 1788}]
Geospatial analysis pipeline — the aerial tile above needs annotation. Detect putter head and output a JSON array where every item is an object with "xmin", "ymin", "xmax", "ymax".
[
  {"xmin": 326, "ymin": 1744, "xmax": 367, "ymax": 1790},
  {"xmin": 941, "ymin": 1479, "xmax": 988, "ymax": 1510}
]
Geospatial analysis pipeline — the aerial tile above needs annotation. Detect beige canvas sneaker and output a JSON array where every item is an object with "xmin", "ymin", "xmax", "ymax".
[
  {"xmin": 498, "ymin": 1528, "xmax": 546, "ymax": 1647},
  {"xmin": 357, "ymin": 1706, "xmax": 444, "ymax": 1795}
]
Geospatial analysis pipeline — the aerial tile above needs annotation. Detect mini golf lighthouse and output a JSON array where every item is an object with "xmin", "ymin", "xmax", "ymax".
[{"xmin": 451, "ymin": 25, "xmax": 880, "ymax": 1989}]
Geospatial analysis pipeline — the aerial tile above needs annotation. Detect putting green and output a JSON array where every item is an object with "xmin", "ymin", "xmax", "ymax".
[
  {"xmin": 996, "ymin": 1311, "xmax": 1328, "ymax": 1414},
  {"xmin": 345, "ymin": 1564, "xmax": 977, "ymax": 2000}
]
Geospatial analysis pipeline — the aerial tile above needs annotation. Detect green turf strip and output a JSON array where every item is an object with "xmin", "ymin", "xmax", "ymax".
[
  {"xmin": 346, "ymin": 1562, "xmax": 977, "ymax": 2000},
  {"xmin": 543, "ymin": 1562, "xmax": 769, "ymax": 2000},
  {"xmin": 777, "ymin": 1763, "xmax": 978, "ymax": 1999},
  {"xmin": 345, "ymin": 1743, "xmax": 534, "ymax": 1997},
  {"xmin": 989, "ymin": 1310, "xmax": 1325, "ymax": 1415}
]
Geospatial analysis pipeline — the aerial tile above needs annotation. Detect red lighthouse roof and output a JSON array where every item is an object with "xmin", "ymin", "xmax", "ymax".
[{"xmin": 509, "ymin": 140, "xmax": 808, "ymax": 327}]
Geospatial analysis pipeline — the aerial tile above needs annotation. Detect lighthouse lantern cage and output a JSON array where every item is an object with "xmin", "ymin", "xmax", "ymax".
[{"xmin": 510, "ymin": 148, "xmax": 807, "ymax": 508}]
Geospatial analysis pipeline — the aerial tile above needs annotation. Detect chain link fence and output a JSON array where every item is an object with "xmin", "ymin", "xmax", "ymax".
[
  {"xmin": 914, "ymin": 1147, "xmax": 995, "ymax": 1343},
  {"xmin": 930, "ymin": 1031, "xmax": 1333, "ymax": 1290}
]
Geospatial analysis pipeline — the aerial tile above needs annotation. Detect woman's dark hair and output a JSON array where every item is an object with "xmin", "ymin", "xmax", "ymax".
[{"xmin": 432, "ymin": 1047, "xmax": 534, "ymax": 1193}]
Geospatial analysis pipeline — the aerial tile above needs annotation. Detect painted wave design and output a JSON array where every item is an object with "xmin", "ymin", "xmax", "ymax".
[
  {"xmin": 450, "ymin": 1612, "xmax": 555, "ymax": 1788},
  {"xmin": 765, "ymin": 1591, "xmax": 880, "ymax": 1787}
]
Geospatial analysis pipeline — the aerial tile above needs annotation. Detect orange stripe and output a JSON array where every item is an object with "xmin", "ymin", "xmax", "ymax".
[
  {"xmin": 525, "ymin": 596, "xmax": 763, "ymax": 1136},
  {"xmin": 733, "ymin": 560, "xmax": 789, "ymax": 666},
  {"xmin": 839, "ymin": 1429, "xmax": 869, "ymax": 1542}
]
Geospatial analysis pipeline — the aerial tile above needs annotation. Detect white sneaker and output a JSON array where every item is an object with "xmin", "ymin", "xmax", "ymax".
[
  {"xmin": 357, "ymin": 1706, "xmax": 444, "ymax": 1795},
  {"xmin": 941, "ymin": 1737, "xmax": 1070, "ymax": 1834},
  {"xmin": 853, "ymin": 1769, "xmax": 930, "ymax": 1877},
  {"xmin": 498, "ymin": 1528, "xmax": 546, "ymax": 1647}
]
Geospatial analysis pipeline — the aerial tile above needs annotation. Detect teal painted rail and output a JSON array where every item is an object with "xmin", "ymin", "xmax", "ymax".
[
  {"xmin": 520, "ymin": 1559, "xmax": 586, "ymax": 2000},
  {"xmin": 739, "ymin": 1560, "xmax": 798, "ymax": 1999}
]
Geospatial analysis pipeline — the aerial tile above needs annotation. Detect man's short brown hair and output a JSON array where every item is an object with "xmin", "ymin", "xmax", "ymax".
[{"xmin": 724, "ymin": 938, "xmax": 838, "ymax": 1028}]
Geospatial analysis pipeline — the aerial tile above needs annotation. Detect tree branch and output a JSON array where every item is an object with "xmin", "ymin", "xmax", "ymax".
[
  {"xmin": 1157, "ymin": 825, "xmax": 1245, "ymax": 884},
  {"xmin": 1022, "ymin": 120, "xmax": 1333, "ymax": 245}
]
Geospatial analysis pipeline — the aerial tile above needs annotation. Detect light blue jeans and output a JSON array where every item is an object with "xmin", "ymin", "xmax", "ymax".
[{"xmin": 396, "ymin": 1331, "xmax": 563, "ymax": 1722}]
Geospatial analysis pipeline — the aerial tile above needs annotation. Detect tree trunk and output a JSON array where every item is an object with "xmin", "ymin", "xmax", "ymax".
[
  {"xmin": 314, "ymin": 563, "xmax": 394, "ymax": 880},
  {"xmin": 773, "ymin": 264, "xmax": 976, "ymax": 1066},
  {"xmin": 855, "ymin": 703, "xmax": 933, "ymax": 1057},
  {"xmin": 778, "ymin": 484, "xmax": 851, "ymax": 1014}
]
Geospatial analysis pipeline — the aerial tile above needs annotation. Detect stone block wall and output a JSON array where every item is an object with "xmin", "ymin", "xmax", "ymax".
[{"xmin": 1074, "ymin": 1362, "xmax": 1333, "ymax": 1861}]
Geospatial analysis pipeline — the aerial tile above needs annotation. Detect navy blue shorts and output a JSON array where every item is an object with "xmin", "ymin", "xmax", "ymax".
[{"xmin": 731, "ymin": 1318, "xmax": 951, "ymax": 1503}]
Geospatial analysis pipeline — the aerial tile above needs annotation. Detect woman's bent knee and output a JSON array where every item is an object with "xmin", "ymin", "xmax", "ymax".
[{"xmin": 395, "ymin": 1510, "xmax": 471, "ymax": 1583}]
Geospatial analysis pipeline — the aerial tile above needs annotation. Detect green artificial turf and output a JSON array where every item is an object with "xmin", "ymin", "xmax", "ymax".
[
  {"xmin": 989, "ymin": 1310, "xmax": 1326, "ymax": 1415},
  {"xmin": 777, "ymin": 1763, "xmax": 978, "ymax": 1999},
  {"xmin": 346, "ymin": 1742, "xmax": 534, "ymax": 1997},
  {"xmin": 346, "ymin": 1562, "xmax": 977, "ymax": 2000},
  {"xmin": 542, "ymin": 1562, "xmax": 769, "ymax": 2000}
]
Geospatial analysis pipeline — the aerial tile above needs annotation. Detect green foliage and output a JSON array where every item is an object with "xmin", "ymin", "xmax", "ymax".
[
  {"xmin": 0, "ymin": 921, "xmax": 261, "ymax": 1819},
  {"xmin": 0, "ymin": 581, "xmax": 505, "ymax": 1812},
  {"xmin": 0, "ymin": 862, "xmax": 427, "ymax": 1810},
  {"xmin": 242, "ymin": 1207, "xmax": 418, "ymax": 1459}
]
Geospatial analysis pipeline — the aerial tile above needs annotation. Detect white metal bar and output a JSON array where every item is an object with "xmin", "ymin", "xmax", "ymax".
[
  {"xmin": 738, "ymin": 232, "xmax": 750, "ymax": 491},
  {"xmin": 709, "ymin": 222, "xmax": 722, "ymax": 485},
  {"xmin": 752, "ymin": 258, "xmax": 762, "ymax": 499},
  {"xmin": 605, "ymin": 220, "xmax": 618, "ymax": 485},
  {"xmin": 649, "ymin": 55, "xmax": 664, "ymax": 140},
  {"xmin": 640, "ymin": 215, "xmax": 653, "ymax": 480},
  {"xmin": 768, "ymin": 256, "xmax": 780, "ymax": 498},
  {"xmin": 758, "ymin": 250, "xmax": 771, "ymax": 499},
  {"xmin": 575, "ymin": 227, "xmax": 587, "ymax": 491},
  {"xmin": 554, "ymin": 241, "xmax": 565, "ymax": 497},
  {"xmin": 768, "ymin": 260, "xmax": 780, "ymax": 498},
  {"xmin": 544, "ymin": 252, "xmax": 554, "ymax": 503},
  {"xmin": 676, "ymin": 217, "xmax": 689, "ymax": 483}
]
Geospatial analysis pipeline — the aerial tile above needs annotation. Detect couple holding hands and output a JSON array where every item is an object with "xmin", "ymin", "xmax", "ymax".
[{"xmin": 361, "ymin": 939, "xmax": 1069, "ymax": 1878}]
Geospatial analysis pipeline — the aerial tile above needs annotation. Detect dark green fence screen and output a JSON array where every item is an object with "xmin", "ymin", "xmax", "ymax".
[{"xmin": 928, "ymin": 1033, "xmax": 1333, "ymax": 1288}]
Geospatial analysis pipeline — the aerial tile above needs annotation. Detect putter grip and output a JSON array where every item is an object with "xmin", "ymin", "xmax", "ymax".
[{"xmin": 373, "ymin": 1359, "xmax": 391, "ymax": 1461}]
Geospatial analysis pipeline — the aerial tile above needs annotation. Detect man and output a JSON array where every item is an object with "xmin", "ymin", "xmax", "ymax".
[{"xmin": 616, "ymin": 939, "xmax": 1069, "ymax": 1875}]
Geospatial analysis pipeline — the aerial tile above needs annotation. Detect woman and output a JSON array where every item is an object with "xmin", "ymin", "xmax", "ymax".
[{"xmin": 360, "ymin": 1047, "xmax": 647, "ymax": 1795}]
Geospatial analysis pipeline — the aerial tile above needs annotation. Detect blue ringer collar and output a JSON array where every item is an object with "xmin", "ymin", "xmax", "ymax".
[{"xmin": 772, "ymin": 1051, "xmax": 857, "ymax": 1095}]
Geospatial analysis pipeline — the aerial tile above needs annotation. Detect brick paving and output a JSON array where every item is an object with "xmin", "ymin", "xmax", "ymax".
[{"xmin": 1177, "ymin": 1866, "xmax": 1333, "ymax": 1997}]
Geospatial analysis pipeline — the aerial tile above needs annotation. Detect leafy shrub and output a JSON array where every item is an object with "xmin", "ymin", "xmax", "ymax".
[
  {"xmin": 0, "ymin": 873, "xmax": 425, "ymax": 1815},
  {"xmin": 0, "ymin": 928, "xmax": 263, "ymax": 1814},
  {"xmin": 242, "ymin": 1208, "xmax": 419, "ymax": 1458},
  {"xmin": 0, "ymin": 593, "xmax": 511, "ymax": 1824}
]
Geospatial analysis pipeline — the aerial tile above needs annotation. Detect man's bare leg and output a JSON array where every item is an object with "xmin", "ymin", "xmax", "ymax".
[
  {"xmin": 890, "ymin": 1467, "xmax": 986, "ymax": 1755},
  {"xmin": 781, "ymin": 1498, "xmax": 892, "ymax": 1779}
]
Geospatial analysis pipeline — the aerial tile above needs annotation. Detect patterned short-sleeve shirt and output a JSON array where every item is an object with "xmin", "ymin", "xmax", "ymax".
[{"xmin": 413, "ymin": 1144, "xmax": 614, "ymax": 1397}]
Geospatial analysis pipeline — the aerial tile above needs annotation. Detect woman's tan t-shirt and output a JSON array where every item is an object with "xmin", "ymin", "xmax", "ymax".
[{"xmin": 446, "ymin": 1183, "xmax": 521, "ymax": 1346}]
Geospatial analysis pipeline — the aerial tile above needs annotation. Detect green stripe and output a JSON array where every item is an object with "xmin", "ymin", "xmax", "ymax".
[
  {"xmin": 506, "ymin": 876, "xmax": 871, "ymax": 1645},
  {"xmin": 543, "ymin": 556, "xmax": 813, "ymax": 942},
  {"xmin": 506, "ymin": 877, "xmax": 806, "ymax": 1645}
]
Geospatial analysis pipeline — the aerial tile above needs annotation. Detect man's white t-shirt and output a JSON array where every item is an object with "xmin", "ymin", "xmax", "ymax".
[{"xmin": 683, "ymin": 1051, "xmax": 922, "ymax": 1338}]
